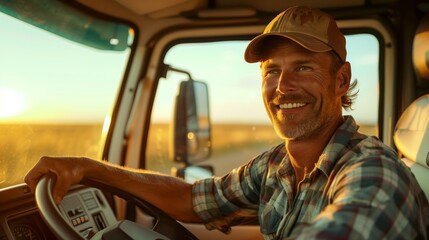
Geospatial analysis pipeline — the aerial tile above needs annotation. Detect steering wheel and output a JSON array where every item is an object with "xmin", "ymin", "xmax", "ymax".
[{"xmin": 35, "ymin": 173, "xmax": 199, "ymax": 240}]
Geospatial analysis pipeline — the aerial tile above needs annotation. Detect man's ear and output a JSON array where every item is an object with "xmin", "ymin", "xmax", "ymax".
[{"xmin": 336, "ymin": 62, "xmax": 351, "ymax": 96}]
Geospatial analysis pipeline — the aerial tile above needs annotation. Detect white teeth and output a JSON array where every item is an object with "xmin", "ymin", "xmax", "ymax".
[{"xmin": 279, "ymin": 103, "xmax": 306, "ymax": 109}]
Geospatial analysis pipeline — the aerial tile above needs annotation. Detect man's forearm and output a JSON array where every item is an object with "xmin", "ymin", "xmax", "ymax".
[{"xmin": 84, "ymin": 159, "xmax": 202, "ymax": 222}]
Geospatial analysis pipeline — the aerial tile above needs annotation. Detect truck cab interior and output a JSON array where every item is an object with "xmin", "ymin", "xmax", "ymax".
[{"xmin": 0, "ymin": 0, "xmax": 428, "ymax": 239}]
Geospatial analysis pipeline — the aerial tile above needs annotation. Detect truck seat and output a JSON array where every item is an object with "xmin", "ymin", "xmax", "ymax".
[{"xmin": 393, "ymin": 94, "xmax": 429, "ymax": 199}]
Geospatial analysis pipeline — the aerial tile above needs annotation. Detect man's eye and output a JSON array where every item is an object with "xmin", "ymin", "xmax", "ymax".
[
  {"xmin": 296, "ymin": 66, "xmax": 312, "ymax": 71},
  {"xmin": 265, "ymin": 69, "xmax": 279, "ymax": 75}
]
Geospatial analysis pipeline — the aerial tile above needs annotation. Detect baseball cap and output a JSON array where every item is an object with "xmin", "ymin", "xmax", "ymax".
[{"xmin": 244, "ymin": 6, "xmax": 346, "ymax": 63}]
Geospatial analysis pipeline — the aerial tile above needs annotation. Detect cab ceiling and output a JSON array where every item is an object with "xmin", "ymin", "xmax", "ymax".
[{"xmin": 114, "ymin": 0, "xmax": 371, "ymax": 18}]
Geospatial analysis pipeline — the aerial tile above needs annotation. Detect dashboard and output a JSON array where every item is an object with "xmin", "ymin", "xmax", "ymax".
[{"xmin": 0, "ymin": 183, "xmax": 117, "ymax": 239}]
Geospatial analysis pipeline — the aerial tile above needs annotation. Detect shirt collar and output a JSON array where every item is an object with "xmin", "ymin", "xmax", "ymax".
[{"xmin": 315, "ymin": 115, "xmax": 360, "ymax": 177}]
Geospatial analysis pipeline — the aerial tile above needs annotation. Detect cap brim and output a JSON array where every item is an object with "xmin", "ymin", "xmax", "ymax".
[{"xmin": 244, "ymin": 32, "xmax": 332, "ymax": 63}]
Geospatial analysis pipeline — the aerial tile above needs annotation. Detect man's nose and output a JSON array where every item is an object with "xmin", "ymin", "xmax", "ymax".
[{"xmin": 277, "ymin": 72, "xmax": 298, "ymax": 94}]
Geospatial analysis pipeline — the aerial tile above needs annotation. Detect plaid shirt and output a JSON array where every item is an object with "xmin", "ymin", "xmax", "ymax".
[{"xmin": 192, "ymin": 116, "xmax": 429, "ymax": 239}]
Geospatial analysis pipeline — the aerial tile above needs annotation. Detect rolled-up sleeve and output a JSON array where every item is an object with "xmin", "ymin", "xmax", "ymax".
[
  {"xmin": 192, "ymin": 145, "xmax": 282, "ymax": 233},
  {"xmin": 192, "ymin": 168, "xmax": 260, "ymax": 233}
]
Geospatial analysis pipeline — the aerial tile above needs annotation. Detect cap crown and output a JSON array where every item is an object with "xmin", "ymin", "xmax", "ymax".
[{"xmin": 244, "ymin": 6, "xmax": 346, "ymax": 63}]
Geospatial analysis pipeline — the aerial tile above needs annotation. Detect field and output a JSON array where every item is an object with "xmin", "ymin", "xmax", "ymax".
[
  {"xmin": 0, "ymin": 123, "xmax": 279, "ymax": 188},
  {"xmin": 0, "ymin": 123, "xmax": 376, "ymax": 188},
  {"xmin": 147, "ymin": 123, "xmax": 377, "ymax": 176},
  {"xmin": 0, "ymin": 124, "xmax": 103, "ymax": 188},
  {"xmin": 146, "ymin": 123, "xmax": 282, "ymax": 175}
]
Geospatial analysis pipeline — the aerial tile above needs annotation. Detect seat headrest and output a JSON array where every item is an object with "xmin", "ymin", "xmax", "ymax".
[
  {"xmin": 394, "ymin": 94, "xmax": 429, "ymax": 166},
  {"xmin": 413, "ymin": 14, "xmax": 429, "ymax": 83}
]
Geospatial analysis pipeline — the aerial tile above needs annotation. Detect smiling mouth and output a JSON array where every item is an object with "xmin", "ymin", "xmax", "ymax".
[{"xmin": 279, "ymin": 103, "xmax": 307, "ymax": 109}]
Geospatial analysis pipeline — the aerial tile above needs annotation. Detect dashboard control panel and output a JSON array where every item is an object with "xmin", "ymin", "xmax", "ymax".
[
  {"xmin": 58, "ymin": 185, "xmax": 118, "ymax": 238},
  {"xmin": 0, "ymin": 184, "xmax": 117, "ymax": 239}
]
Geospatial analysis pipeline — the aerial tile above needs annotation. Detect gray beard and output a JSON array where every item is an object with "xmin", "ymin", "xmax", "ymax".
[{"xmin": 281, "ymin": 113, "xmax": 333, "ymax": 141}]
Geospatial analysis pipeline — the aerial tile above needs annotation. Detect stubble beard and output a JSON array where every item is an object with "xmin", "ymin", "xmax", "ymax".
[{"xmin": 276, "ymin": 111, "xmax": 333, "ymax": 141}]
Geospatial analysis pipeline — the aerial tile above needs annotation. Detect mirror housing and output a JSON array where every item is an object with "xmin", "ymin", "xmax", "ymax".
[{"xmin": 171, "ymin": 80, "xmax": 211, "ymax": 165}]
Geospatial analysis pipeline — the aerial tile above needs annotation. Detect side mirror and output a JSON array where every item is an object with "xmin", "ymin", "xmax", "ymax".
[{"xmin": 171, "ymin": 80, "xmax": 212, "ymax": 165}]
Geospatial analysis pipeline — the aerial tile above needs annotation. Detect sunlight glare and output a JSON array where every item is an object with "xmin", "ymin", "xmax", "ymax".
[
  {"xmin": 0, "ymin": 88, "xmax": 27, "ymax": 118},
  {"xmin": 101, "ymin": 115, "xmax": 111, "ymax": 137}
]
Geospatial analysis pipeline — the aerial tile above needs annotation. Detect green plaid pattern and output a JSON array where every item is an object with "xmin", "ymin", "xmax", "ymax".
[{"xmin": 192, "ymin": 116, "xmax": 429, "ymax": 239}]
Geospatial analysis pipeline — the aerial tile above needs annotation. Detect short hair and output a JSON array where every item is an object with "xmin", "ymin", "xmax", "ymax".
[{"xmin": 329, "ymin": 51, "xmax": 359, "ymax": 110}]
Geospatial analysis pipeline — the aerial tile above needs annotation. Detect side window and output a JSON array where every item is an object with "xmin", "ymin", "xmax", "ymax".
[
  {"xmin": 344, "ymin": 34, "xmax": 379, "ymax": 136},
  {"xmin": 147, "ymin": 34, "xmax": 379, "ymax": 176}
]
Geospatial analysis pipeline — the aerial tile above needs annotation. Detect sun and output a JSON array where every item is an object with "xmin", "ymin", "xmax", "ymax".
[{"xmin": 0, "ymin": 88, "xmax": 27, "ymax": 119}]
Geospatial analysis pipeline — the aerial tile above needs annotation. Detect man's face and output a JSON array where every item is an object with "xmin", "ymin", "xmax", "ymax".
[{"xmin": 260, "ymin": 38, "xmax": 345, "ymax": 140}]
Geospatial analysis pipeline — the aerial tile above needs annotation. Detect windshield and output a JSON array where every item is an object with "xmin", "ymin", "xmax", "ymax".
[{"xmin": 0, "ymin": 1, "xmax": 133, "ymax": 188}]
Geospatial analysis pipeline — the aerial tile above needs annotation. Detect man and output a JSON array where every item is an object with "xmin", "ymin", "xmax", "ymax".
[{"xmin": 25, "ymin": 6, "xmax": 429, "ymax": 239}]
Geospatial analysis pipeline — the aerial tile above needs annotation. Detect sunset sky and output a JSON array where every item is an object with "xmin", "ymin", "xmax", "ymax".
[{"xmin": 0, "ymin": 12, "xmax": 128, "ymax": 124}]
